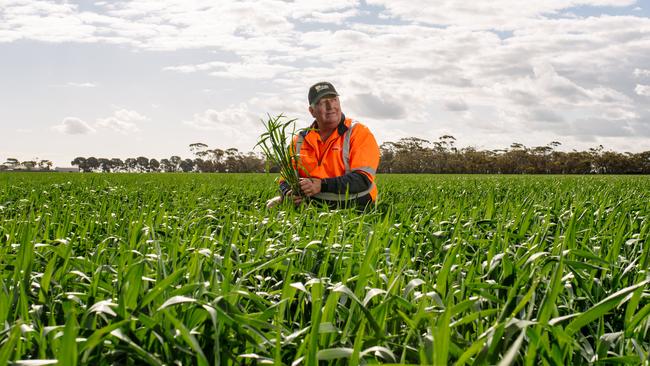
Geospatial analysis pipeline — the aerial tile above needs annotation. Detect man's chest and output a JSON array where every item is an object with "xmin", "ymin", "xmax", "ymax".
[{"xmin": 301, "ymin": 135, "xmax": 345, "ymax": 170}]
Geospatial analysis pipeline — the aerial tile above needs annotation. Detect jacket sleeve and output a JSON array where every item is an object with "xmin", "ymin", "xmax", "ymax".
[
  {"xmin": 348, "ymin": 123, "xmax": 380, "ymax": 183},
  {"xmin": 279, "ymin": 180, "xmax": 291, "ymax": 196},
  {"xmin": 321, "ymin": 172, "xmax": 371, "ymax": 194},
  {"xmin": 320, "ymin": 123, "xmax": 379, "ymax": 194}
]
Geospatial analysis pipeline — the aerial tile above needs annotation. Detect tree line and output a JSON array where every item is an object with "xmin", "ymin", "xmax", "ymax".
[
  {"xmin": 379, "ymin": 136, "xmax": 650, "ymax": 174},
  {"xmin": 2, "ymin": 137, "xmax": 649, "ymax": 174},
  {"xmin": 69, "ymin": 144, "xmax": 265, "ymax": 173},
  {"xmin": 0, "ymin": 158, "xmax": 53, "ymax": 171}
]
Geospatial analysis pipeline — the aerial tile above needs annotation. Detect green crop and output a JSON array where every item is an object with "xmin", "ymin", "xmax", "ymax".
[
  {"xmin": 0, "ymin": 173, "xmax": 648, "ymax": 365},
  {"xmin": 256, "ymin": 114, "xmax": 305, "ymax": 196}
]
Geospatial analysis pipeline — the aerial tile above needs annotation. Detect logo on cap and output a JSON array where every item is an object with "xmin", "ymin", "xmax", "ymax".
[{"xmin": 315, "ymin": 84, "xmax": 329, "ymax": 92}]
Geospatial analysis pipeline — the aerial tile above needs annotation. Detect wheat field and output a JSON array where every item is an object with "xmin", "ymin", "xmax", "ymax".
[{"xmin": 0, "ymin": 173, "xmax": 648, "ymax": 365}]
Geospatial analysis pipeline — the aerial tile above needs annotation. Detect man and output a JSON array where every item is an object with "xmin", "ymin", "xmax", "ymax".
[{"xmin": 268, "ymin": 81, "xmax": 380, "ymax": 209}]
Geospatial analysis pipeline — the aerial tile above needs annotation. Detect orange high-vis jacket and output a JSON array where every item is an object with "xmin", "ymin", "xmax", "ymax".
[{"xmin": 293, "ymin": 117, "xmax": 380, "ymax": 202}]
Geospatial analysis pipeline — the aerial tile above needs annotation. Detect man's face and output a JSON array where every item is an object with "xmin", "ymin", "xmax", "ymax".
[{"xmin": 309, "ymin": 95, "xmax": 342, "ymax": 128}]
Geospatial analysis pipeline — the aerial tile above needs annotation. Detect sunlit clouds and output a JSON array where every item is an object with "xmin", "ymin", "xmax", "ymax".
[{"xmin": 1, "ymin": 0, "xmax": 649, "ymax": 165}]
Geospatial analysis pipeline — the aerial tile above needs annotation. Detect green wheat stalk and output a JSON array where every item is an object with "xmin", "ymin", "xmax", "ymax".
[{"xmin": 255, "ymin": 113, "xmax": 307, "ymax": 196}]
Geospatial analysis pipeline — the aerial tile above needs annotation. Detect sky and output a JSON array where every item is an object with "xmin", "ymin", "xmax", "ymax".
[{"xmin": 1, "ymin": 0, "xmax": 649, "ymax": 167}]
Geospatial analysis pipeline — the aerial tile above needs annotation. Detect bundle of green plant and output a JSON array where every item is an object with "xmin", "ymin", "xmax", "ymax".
[{"xmin": 256, "ymin": 113, "xmax": 305, "ymax": 197}]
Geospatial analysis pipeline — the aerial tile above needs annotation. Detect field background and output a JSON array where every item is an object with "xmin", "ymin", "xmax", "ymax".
[{"xmin": 0, "ymin": 173, "xmax": 648, "ymax": 365}]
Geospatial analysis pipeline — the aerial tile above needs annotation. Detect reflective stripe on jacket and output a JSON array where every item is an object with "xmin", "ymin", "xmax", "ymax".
[{"xmin": 294, "ymin": 117, "xmax": 379, "ymax": 201}]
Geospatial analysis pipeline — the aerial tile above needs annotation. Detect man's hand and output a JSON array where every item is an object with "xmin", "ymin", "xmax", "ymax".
[
  {"xmin": 299, "ymin": 178, "xmax": 321, "ymax": 197},
  {"xmin": 266, "ymin": 190, "xmax": 304, "ymax": 208},
  {"xmin": 267, "ymin": 179, "xmax": 320, "ymax": 209},
  {"xmin": 265, "ymin": 195, "xmax": 283, "ymax": 208},
  {"xmin": 287, "ymin": 190, "xmax": 303, "ymax": 206}
]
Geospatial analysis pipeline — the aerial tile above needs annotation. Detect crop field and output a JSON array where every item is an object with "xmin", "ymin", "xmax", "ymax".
[{"xmin": 0, "ymin": 172, "xmax": 649, "ymax": 365}]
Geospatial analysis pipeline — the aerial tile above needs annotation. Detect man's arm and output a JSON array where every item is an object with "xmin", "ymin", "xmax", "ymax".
[{"xmin": 320, "ymin": 172, "xmax": 371, "ymax": 194}]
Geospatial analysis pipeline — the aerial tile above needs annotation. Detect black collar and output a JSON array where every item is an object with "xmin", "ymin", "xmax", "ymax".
[{"xmin": 337, "ymin": 113, "xmax": 348, "ymax": 135}]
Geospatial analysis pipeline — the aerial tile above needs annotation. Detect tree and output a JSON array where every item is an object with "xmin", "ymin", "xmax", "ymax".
[
  {"xmin": 224, "ymin": 148, "xmax": 242, "ymax": 172},
  {"xmin": 149, "ymin": 158, "xmax": 160, "ymax": 172},
  {"xmin": 240, "ymin": 152, "xmax": 265, "ymax": 173},
  {"xmin": 86, "ymin": 157, "xmax": 99, "ymax": 172},
  {"xmin": 194, "ymin": 158, "xmax": 214, "ymax": 173},
  {"xmin": 391, "ymin": 137, "xmax": 431, "ymax": 173},
  {"xmin": 39, "ymin": 160, "xmax": 53, "ymax": 170},
  {"xmin": 125, "ymin": 158, "xmax": 137, "ymax": 172},
  {"xmin": 4, "ymin": 158, "xmax": 20, "ymax": 170},
  {"xmin": 189, "ymin": 142, "xmax": 209, "ymax": 157},
  {"xmin": 110, "ymin": 158, "xmax": 124, "ymax": 172},
  {"xmin": 159, "ymin": 158, "xmax": 173, "ymax": 172},
  {"xmin": 378, "ymin": 142, "xmax": 396, "ymax": 173},
  {"xmin": 72, "ymin": 157, "xmax": 88, "ymax": 172},
  {"xmin": 22, "ymin": 161, "xmax": 37, "ymax": 170},
  {"xmin": 179, "ymin": 158, "xmax": 194, "ymax": 172},
  {"xmin": 98, "ymin": 158, "xmax": 111, "ymax": 172},
  {"xmin": 438, "ymin": 135, "xmax": 457, "ymax": 152},
  {"xmin": 209, "ymin": 149, "xmax": 226, "ymax": 172},
  {"xmin": 635, "ymin": 151, "xmax": 650, "ymax": 173},
  {"xmin": 170, "ymin": 156, "xmax": 181, "ymax": 172},
  {"xmin": 136, "ymin": 156, "xmax": 150, "ymax": 172}
]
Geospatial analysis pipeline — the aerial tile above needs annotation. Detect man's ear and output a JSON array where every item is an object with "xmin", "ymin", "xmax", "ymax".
[{"xmin": 308, "ymin": 106, "xmax": 316, "ymax": 118}]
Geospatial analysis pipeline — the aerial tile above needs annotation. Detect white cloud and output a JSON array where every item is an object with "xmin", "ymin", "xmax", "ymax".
[
  {"xmin": 495, "ymin": 62, "xmax": 632, "ymax": 107},
  {"xmin": 0, "ymin": 0, "xmax": 365, "ymax": 52},
  {"xmin": 184, "ymin": 104, "xmax": 257, "ymax": 130},
  {"xmin": 3, "ymin": 0, "xmax": 650, "ymax": 156},
  {"xmin": 96, "ymin": 109, "xmax": 148, "ymax": 134},
  {"xmin": 164, "ymin": 59, "xmax": 295, "ymax": 79},
  {"xmin": 569, "ymin": 117, "xmax": 635, "ymax": 138},
  {"xmin": 530, "ymin": 108, "xmax": 566, "ymax": 123},
  {"xmin": 0, "ymin": 1, "xmax": 99, "ymax": 43},
  {"xmin": 635, "ymin": 84, "xmax": 650, "ymax": 96},
  {"xmin": 183, "ymin": 104, "xmax": 264, "ymax": 150},
  {"xmin": 634, "ymin": 68, "xmax": 650, "ymax": 77},
  {"xmin": 444, "ymin": 98, "xmax": 469, "ymax": 111},
  {"xmin": 52, "ymin": 117, "xmax": 95, "ymax": 135},
  {"xmin": 51, "ymin": 109, "xmax": 147, "ymax": 136},
  {"xmin": 347, "ymin": 93, "xmax": 406, "ymax": 119},
  {"xmin": 365, "ymin": 0, "xmax": 637, "ymax": 30},
  {"xmin": 301, "ymin": 8, "xmax": 359, "ymax": 24},
  {"xmin": 66, "ymin": 82, "xmax": 96, "ymax": 88}
]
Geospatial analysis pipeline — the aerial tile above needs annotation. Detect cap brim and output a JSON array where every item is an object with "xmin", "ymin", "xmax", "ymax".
[{"xmin": 312, "ymin": 91, "xmax": 339, "ymax": 105}]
